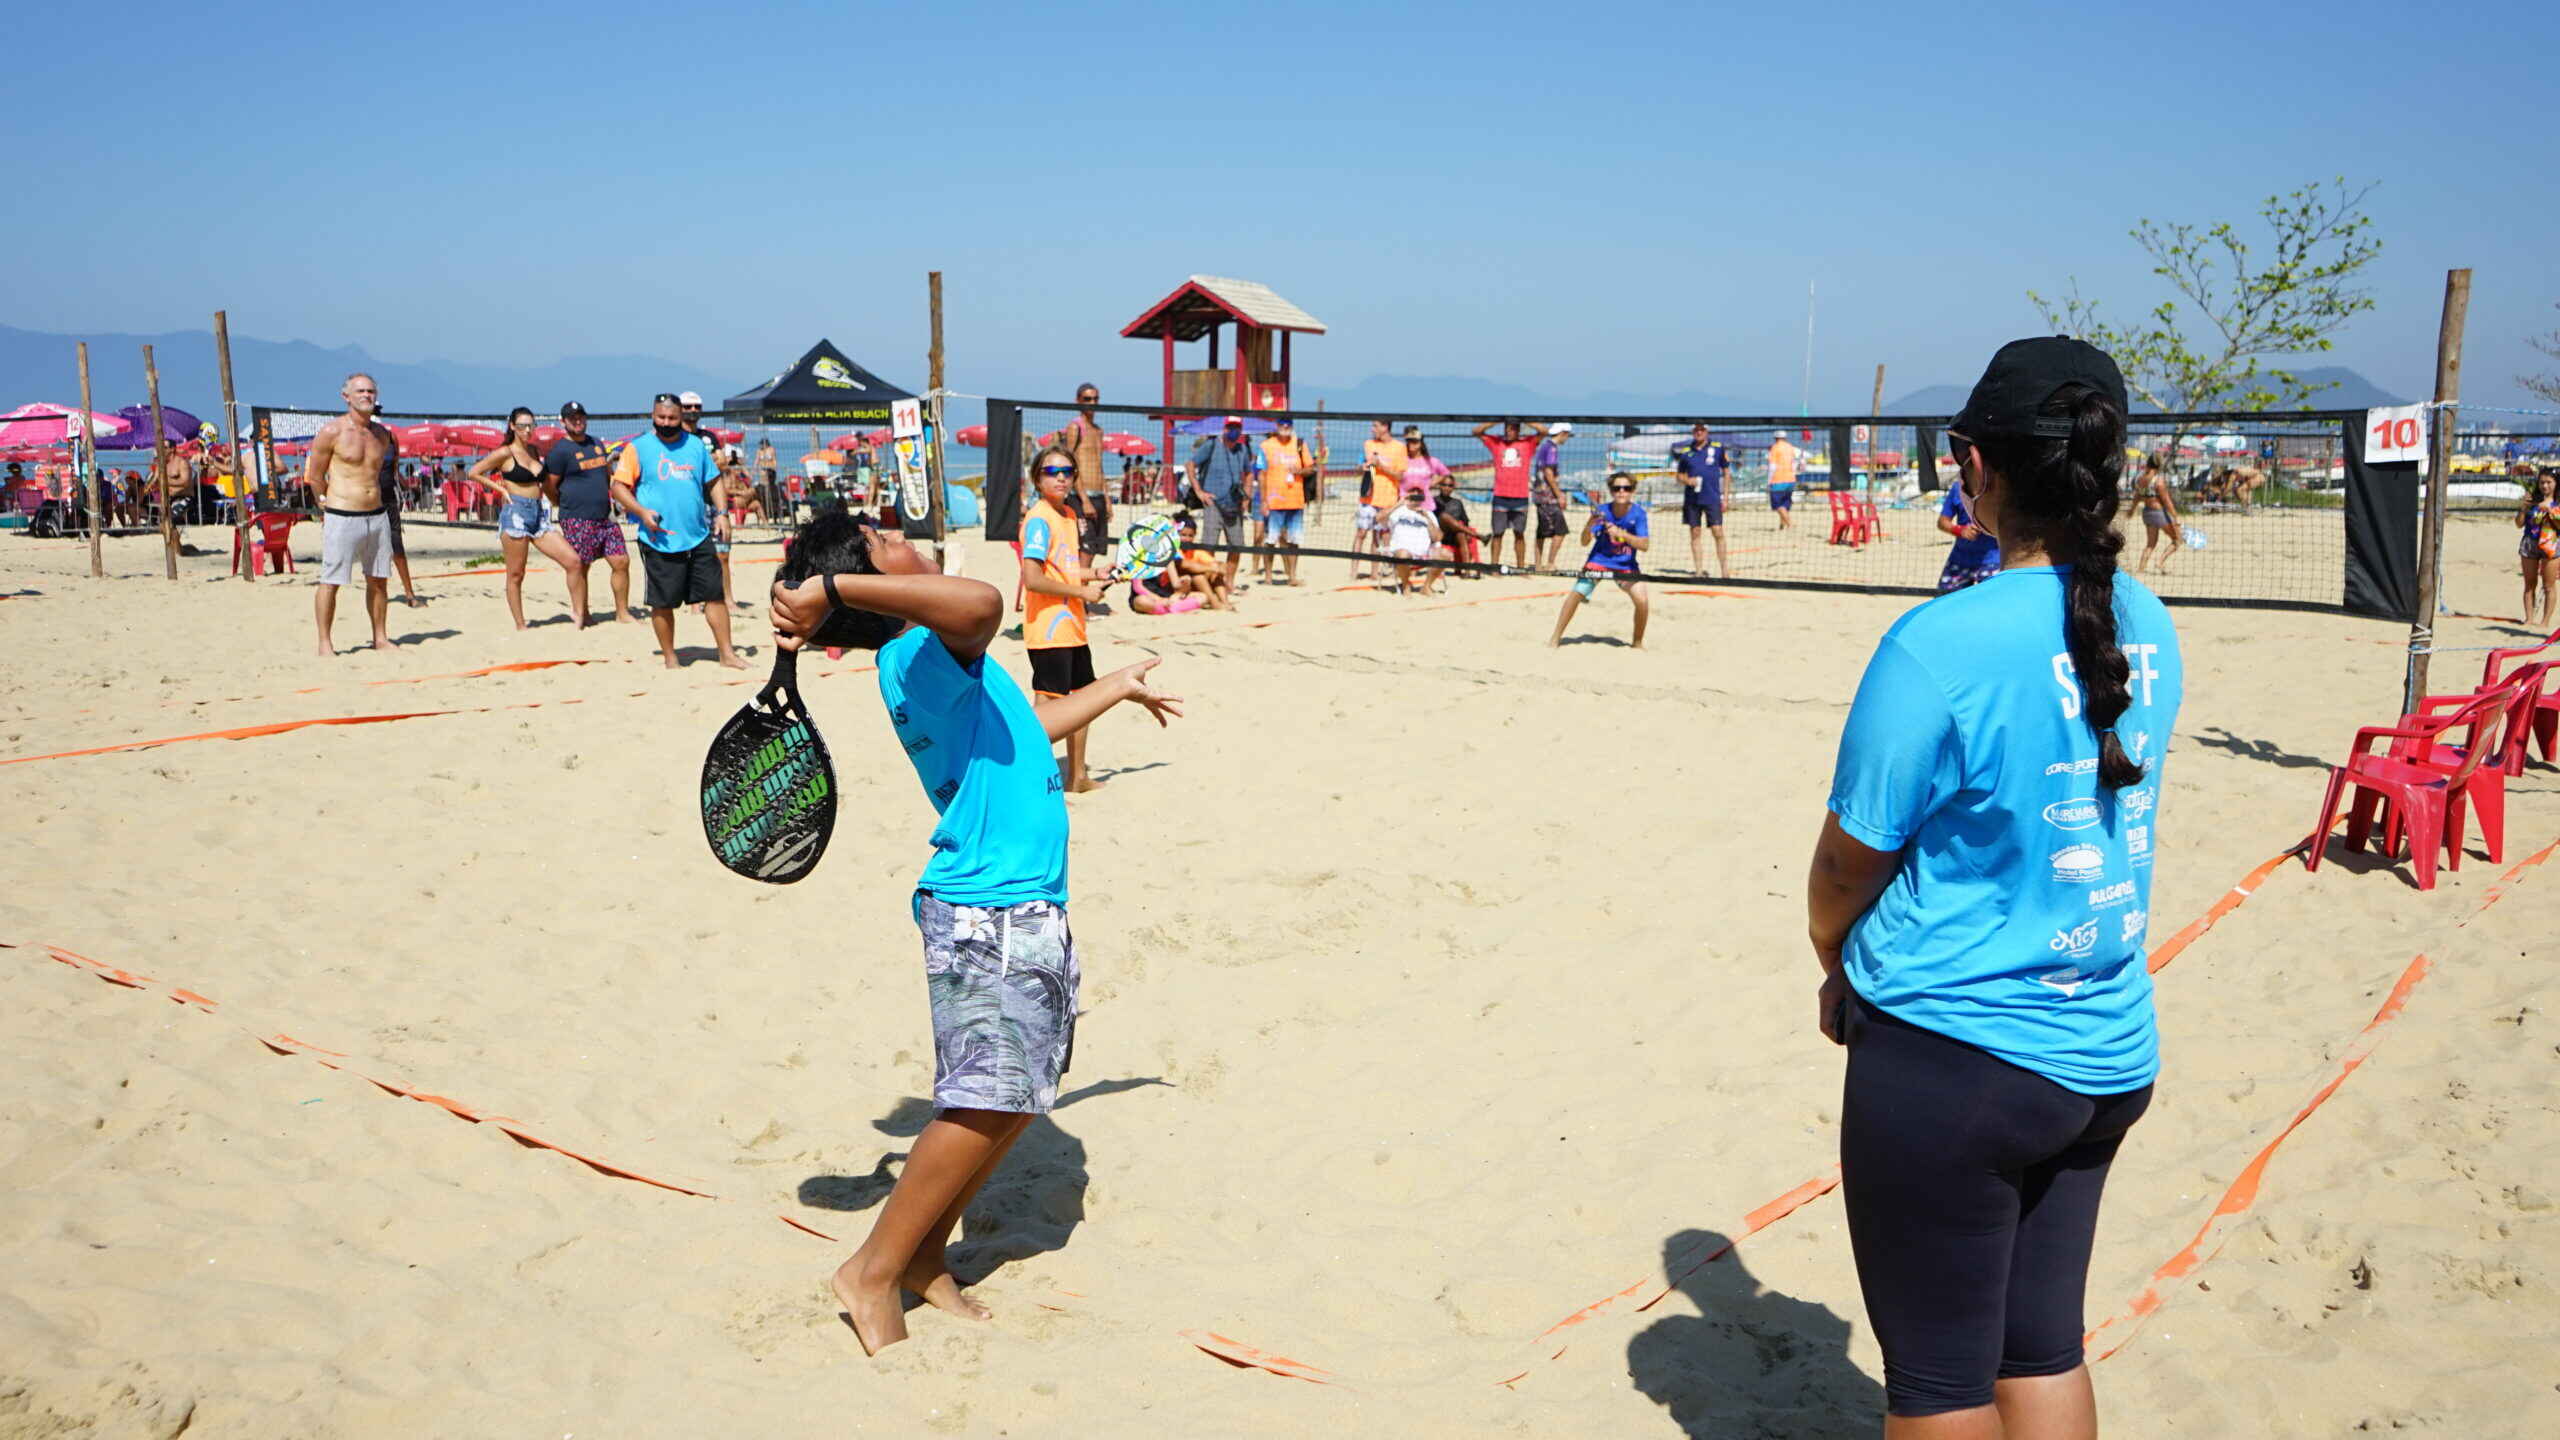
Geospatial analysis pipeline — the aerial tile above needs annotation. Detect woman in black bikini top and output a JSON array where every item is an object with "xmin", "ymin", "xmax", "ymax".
[{"xmin": 466, "ymin": 406, "xmax": 580, "ymax": 629}]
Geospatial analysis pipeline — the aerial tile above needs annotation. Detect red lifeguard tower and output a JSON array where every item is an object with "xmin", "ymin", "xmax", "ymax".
[{"xmin": 1121, "ymin": 274, "xmax": 1327, "ymax": 418}]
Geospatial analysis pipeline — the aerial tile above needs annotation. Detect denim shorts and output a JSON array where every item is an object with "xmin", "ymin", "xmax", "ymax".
[{"xmin": 499, "ymin": 495, "xmax": 553, "ymax": 539}]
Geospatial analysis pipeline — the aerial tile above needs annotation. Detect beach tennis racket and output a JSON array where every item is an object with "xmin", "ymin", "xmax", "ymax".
[
  {"xmin": 1115, "ymin": 514, "xmax": 1181, "ymax": 580},
  {"xmin": 700, "ymin": 646, "xmax": 837, "ymax": 883}
]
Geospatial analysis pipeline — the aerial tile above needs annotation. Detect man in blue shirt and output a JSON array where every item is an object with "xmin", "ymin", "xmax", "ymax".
[
  {"xmin": 1548, "ymin": 470, "xmax": 1651, "ymax": 648},
  {"xmin": 1667, "ymin": 423, "xmax": 1730, "ymax": 577},
  {"xmin": 764, "ymin": 510, "xmax": 1182, "ymax": 1357},
  {"xmin": 1185, "ymin": 416, "xmax": 1261, "ymax": 587},
  {"xmin": 610, "ymin": 393, "xmax": 743, "ymax": 669}
]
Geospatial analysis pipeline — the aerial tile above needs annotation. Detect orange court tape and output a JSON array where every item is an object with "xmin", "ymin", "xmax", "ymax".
[
  {"xmin": 9, "ymin": 939, "xmax": 719, "ymax": 1199},
  {"xmin": 2084, "ymin": 831, "xmax": 2560, "ymax": 1361},
  {"xmin": 0, "ymin": 698, "xmax": 608, "ymax": 767},
  {"xmin": 1181, "ymin": 1331, "xmax": 1342, "ymax": 1386}
]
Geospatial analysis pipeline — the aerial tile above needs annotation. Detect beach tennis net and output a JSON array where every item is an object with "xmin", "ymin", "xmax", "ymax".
[{"xmin": 985, "ymin": 400, "xmax": 2378, "ymax": 613}]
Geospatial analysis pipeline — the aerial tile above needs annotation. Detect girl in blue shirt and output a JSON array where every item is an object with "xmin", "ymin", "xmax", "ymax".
[{"xmin": 1808, "ymin": 338, "xmax": 2181, "ymax": 1434}]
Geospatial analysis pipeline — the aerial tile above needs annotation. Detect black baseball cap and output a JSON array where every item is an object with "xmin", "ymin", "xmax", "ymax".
[
  {"xmin": 560, "ymin": 400, "xmax": 588, "ymax": 417},
  {"xmin": 1951, "ymin": 337, "xmax": 2127, "ymax": 441}
]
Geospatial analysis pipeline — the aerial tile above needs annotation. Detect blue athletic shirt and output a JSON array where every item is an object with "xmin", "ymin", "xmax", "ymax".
[
  {"xmin": 877, "ymin": 625, "xmax": 1069, "ymax": 906},
  {"xmin": 621, "ymin": 430, "xmax": 715, "ymax": 553},
  {"xmin": 1585, "ymin": 501, "xmax": 1649, "ymax": 571},
  {"xmin": 1828, "ymin": 566, "xmax": 2182, "ymax": 1094},
  {"xmin": 1938, "ymin": 486, "xmax": 2000, "ymax": 573},
  {"xmin": 1670, "ymin": 440, "xmax": 1730, "ymax": 495}
]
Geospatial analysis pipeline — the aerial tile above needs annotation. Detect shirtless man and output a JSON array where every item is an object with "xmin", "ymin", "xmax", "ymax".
[
  {"xmin": 159, "ymin": 446, "xmax": 194, "ymax": 525},
  {"xmin": 306, "ymin": 372, "xmax": 399, "ymax": 654}
]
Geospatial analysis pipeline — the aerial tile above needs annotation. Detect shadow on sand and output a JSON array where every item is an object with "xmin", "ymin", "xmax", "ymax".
[
  {"xmin": 796, "ymin": 1077, "xmax": 1169, "ymax": 1285},
  {"xmin": 1626, "ymin": 1228, "xmax": 1883, "ymax": 1439}
]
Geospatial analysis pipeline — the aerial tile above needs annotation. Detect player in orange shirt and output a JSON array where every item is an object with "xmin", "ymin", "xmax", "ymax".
[{"xmin": 1020, "ymin": 444, "xmax": 1111, "ymax": 791}]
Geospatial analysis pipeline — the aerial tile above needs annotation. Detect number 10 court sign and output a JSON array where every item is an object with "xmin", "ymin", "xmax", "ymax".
[{"xmin": 2366, "ymin": 404, "xmax": 2426, "ymax": 464}]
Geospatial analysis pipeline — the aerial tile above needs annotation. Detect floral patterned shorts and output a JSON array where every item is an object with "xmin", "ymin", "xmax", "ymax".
[{"xmin": 914, "ymin": 893, "xmax": 1079, "ymax": 1113}]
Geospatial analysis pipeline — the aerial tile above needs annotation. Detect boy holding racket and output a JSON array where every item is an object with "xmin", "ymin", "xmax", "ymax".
[{"xmin": 769, "ymin": 510, "xmax": 1182, "ymax": 1356}]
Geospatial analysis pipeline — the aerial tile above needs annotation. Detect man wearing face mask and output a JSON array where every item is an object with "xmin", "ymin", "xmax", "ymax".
[{"xmin": 611, "ymin": 393, "xmax": 746, "ymax": 670}]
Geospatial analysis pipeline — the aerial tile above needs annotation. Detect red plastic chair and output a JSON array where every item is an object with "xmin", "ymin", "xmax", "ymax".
[
  {"xmin": 2481, "ymin": 632, "xmax": 2560, "ymax": 764},
  {"xmin": 1826, "ymin": 490, "xmax": 1864, "ymax": 547},
  {"xmin": 229, "ymin": 512, "xmax": 299, "ymax": 576},
  {"xmin": 2308, "ymin": 687, "xmax": 2510, "ymax": 890},
  {"xmin": 2388, "ymin": 665, "xmax": 2546, "ymax": 865},
  {"xmin": 1855, "ymin": 493, "xmax": 1885, "ymax": 540}
]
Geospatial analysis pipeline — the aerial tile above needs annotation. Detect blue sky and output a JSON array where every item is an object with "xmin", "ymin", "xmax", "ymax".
[{"xmin": 5, "ymin": 0, "xmax": 2554, "ymax": 410}]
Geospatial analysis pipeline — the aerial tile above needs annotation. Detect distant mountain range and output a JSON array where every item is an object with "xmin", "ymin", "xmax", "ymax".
[
  {"xmin": 1884, "ymin": 366, "xmax": 2409, "ymax": 416},
  {"xmin": 0, "ymin": 322, "xmax": 739, "ymax": 421}
]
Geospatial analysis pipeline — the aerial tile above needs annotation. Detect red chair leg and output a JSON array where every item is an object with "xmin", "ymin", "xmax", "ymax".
[
  {"xmin": 2469, "ymin": 771, "xmax": 2506, "ymax": 865},
  {"xmin": 2345, "ymin": 787, "xmax": 2381, "ymax": 854},
  {"xmin": 2309, "ymin": 769, "xmax": 2349, "ymax": 871},
  {"xmin": 2408, "ymin": 792, "xmax": 2441, "ymax": 890},
  {"xmin": 2536, "ymin": 706, "xmax": 2558, "ymax": 763}
]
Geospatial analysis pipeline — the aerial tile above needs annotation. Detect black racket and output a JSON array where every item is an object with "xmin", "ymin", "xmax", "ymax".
[{"xmin": 700, "ymin": 646, "xmax": 838, "ymax": 882}]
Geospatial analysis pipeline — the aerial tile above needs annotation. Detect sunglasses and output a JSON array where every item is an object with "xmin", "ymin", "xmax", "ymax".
[
  {"xmin": 1609, "ymin": 486, "xmax": 1636, "ymax": 494},
  {"xmin": 653, "ymin": 393, "xmax": 681, "ymax": 405},
  {"xmin": 1038, "ymin": 464, "xmax": 1077, "ymax": 477}
]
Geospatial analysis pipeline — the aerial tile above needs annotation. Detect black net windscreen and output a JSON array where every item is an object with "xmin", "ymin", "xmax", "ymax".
[{"xmin": 981, "ymin": 399, "xmax": 2389, "ymax": 611}]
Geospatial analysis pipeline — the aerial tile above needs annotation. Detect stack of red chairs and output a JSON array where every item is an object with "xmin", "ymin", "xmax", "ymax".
[
  {"xmin": 2307, "ymin": 637, "xmax": 2556, "ymax": 889},
  {"xmin": 2483, "ymin": 631, "xmax": 2560, "ymax": 766}
]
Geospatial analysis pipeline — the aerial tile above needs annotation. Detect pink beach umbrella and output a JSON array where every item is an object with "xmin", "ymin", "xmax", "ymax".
[{"xmin": 0, "ymin": 402, "xmax": 127, "ymax": 448}]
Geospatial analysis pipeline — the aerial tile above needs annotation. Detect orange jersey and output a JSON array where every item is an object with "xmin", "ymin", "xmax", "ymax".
[
  {"xmin": 1020, "ymin": 498, "xmax": 1087, "ymax": 649},
  {"xmin": 1362, "ymin": 438, "xmax": 1407, "ymax": 503},
  {"xmin": 1260, "ymin": 436, "xmax": 1307, "ymax": 510}
]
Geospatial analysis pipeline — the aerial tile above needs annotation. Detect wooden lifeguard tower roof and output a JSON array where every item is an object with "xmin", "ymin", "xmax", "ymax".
[{"xmin": 1119, "ymin": 275, "xmax": 1328, "ymax": 342}]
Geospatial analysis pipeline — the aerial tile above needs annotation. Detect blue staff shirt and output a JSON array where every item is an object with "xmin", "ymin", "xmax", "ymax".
[
  {"xmin": 1827, "ymin": 566, "xmax": 2182, "ymax": 1094},
  {"xmin": 616, "ymin": 430, "xmax": 715, "ymax": 554},
  {"xmin": 1670, "ymin": 440, "xmax": 1729, "ymax": 497},
  {"xmin": 878, "ymin": 626, "xmax": 1069, "ymax": 906}
]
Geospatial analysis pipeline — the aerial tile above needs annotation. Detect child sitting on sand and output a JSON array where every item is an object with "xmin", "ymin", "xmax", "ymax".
[{"xmin": 766, "ymin": 509, "xmax": 1183, "ymax": 1357}]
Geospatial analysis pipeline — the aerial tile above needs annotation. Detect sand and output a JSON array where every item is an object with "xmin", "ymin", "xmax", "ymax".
[{"xmin": 2, "ymin": 510, "xmax": 2556, "ymax": 1438}]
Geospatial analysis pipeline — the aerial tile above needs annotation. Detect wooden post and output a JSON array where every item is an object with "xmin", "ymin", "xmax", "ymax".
[
  {"xmin": 1869, "ymin": 363, "xmax": 1887, "ymax": 485},
  {"xmin": 1870, "ymin": 363, "xmax": 1886, "ymax": 418},
  {"xmin": 77, "ymin": 341, "xmax": 102, "ymax": 578},
  {"xmin": 2404, "ymin": 268, "xmax": 2472, "ymax": 712},
  {"xmin": 144, "ymin": 344, "xmax": 176, "ymax": 580},
  {"xmin": 215, "ymin": 310, "xmax": 251, "ymax": 583},
  {"xmin": 1311, "ymin": 397, "xmax": 1326, "ymax": 524},
  {"xmin": 925, "ymin": 269, "xmax": 950, "ymax": 560}
]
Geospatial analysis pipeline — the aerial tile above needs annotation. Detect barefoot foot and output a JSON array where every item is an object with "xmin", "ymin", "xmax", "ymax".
[
  {"xmin": 829, "ymin": 1259, "xmax": 910, "ymax": 1356},
  {"xmin": 718, "ymin": 652, "xmax": 750, "ymax": 671},
  {"xmin": 900, "ymin": 1258, "xmax": 992, "ymax": 1322}
]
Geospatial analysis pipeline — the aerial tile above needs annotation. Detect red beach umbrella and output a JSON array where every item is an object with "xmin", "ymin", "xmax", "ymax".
[
  {"xmin": 530, "ymin": 425, "xmax": 566, "ymax": 449},
  {"xmin": 442, "ymin": 423, "xmax": 505, "ymax": 452},
  {"xmin": 706, "ymin": 426, "xmax": 744, "ymax": 445},
  {"xmin": 393, "ymin": 422, "xmax": 446, "ymax": 452},
  {"xmin": 954, "ymin": 424, "xmax": 987, "ymax": 447},
  {"xmin": 1103, "ymin": 433, "xmax": 1155, "ymax": 456}
]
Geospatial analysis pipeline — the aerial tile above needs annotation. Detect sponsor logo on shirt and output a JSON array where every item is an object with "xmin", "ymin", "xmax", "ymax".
[
  {"xmin": 2120, "ymin": 909, "xmax": 2148, "ymax": 944},
  {"xmin": 2042, "ymin": 797, "xmax": 2102, "ymax": 831},
  {"xmin": 2123, "ymin": 787, "xmax": 2156, "ymax": 819},
  {"xmin": 2045, "ymin": 757, "xmax": 2098, "ymax": 777},
  {"xmin": 2129, "ymin": 730, "xmax": 2153, "ymax": 764},
  {"xmin": 2049, "ymin": 842, "xmax": 2107, "ymax": 882},
  {"xmin": 2089, "ymin": 879, "xmax": 2137, "ymax": 909},
  {"xmin": 2128, "ymin": 824, "xmax": 2152, "ymax": 866},
  {"xmin": 2049, "ymin": 919, "xmax": 2100, "ymax": 960}
]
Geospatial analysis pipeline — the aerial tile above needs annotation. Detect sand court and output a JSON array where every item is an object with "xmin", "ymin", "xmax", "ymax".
[{"xmin": 4, "ymin": 519, "xmax": 2558, "ymax": 1437}]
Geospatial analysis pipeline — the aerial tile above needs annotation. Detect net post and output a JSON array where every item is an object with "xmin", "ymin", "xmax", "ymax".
[
  {"xmin": 144, "ymin": 344, "xmax": 176, "ymax": 581},
  {"xmin": 2404, "ymin": 268, "xmax": 2471, "ymax": 713},
  {"xmin": 926, "ymin": 269, "xmax": 952, "ymax": 570},
  {"xmin": 77, "ymin": 341, "xmax": 101, "ymax": 578},
  {"xmin": 215, "ymin": 310, "xmax": 250, "ymax": 584}
]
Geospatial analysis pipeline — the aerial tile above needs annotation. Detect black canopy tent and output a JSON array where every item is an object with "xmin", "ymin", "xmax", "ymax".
[{"xmin": 720, "ymin": 338, "xmax": 916, "ymax": 425}]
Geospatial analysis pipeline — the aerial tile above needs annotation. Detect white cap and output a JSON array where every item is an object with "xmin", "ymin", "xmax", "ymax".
[
  {"xmin": 677, "ymin": 391, "xmax": 704, "ymax": 406},
  {"xmin": 1549, "ymin": 421, "xmax": 1574, "ymax": 436}
]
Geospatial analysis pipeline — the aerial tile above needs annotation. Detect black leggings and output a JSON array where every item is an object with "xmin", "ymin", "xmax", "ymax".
[{"xmin": 1840, "ymin": 994, "xmax": 2152, "ymax": 1417}]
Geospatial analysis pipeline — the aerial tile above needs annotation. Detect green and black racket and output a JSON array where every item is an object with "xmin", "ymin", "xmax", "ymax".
[{"xmin": 701, "ymin": 646, "xmax": 838, "ymax": 883}]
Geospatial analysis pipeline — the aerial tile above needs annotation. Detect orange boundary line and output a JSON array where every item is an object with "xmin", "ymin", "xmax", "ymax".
[{"xmin": 2082, "ymin": 832, "xmax": 2560, "ymax": 1360}]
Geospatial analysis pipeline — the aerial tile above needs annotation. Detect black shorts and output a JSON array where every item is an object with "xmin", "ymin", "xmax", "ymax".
[
  {"xmin": 1488, "ymin": 497, "xmax": 1530, "ymax": 538},
  {"xmin": 640, "ymin": 537, "xmax": 724, "ymax": 609},
  {"xmin": 1840, "ymin": 994, "xmax": 2152, "ymax": 1417},
  {"xmin": 1682, "ymin": 490, "xmax": 1724, "ymax": 529},
  {"xmin": 1028, "ymin": 644, "xmax": 1096, "ymax": 696},
  {"xmin": 1076, "ymin": 492, "xmax": 1111, "ymax": 557},
  {"xmin": 1535, "ymin": 500, "xmax": 1569, "ymax": 540}
]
